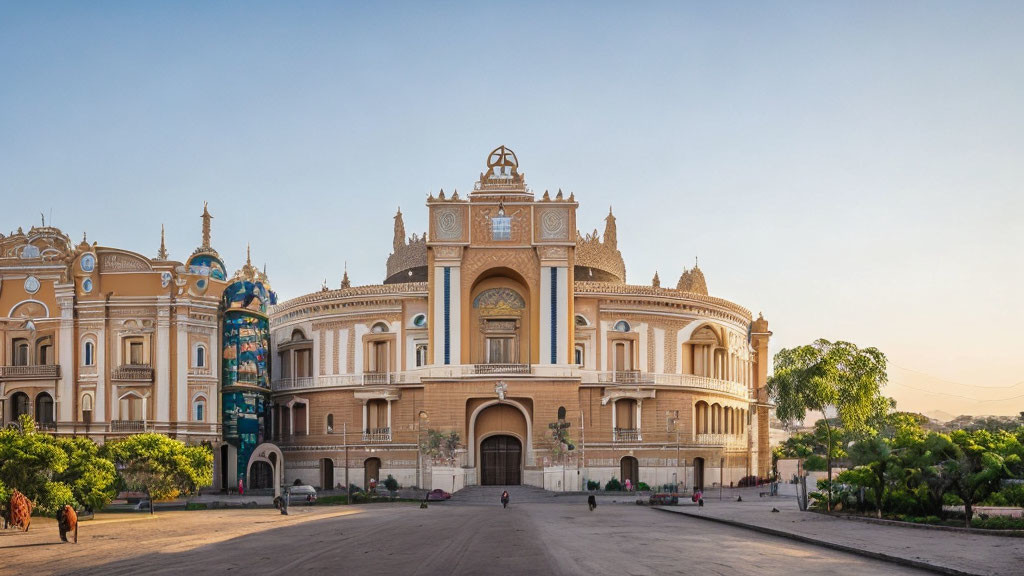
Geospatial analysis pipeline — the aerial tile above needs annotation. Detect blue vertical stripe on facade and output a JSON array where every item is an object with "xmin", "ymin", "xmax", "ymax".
[
  {"xmin": 443, "ymin": 267, "xmax": 451, "ymax": 365},
  {"xmin": 550, "ymin": 267, "xmax": 557, "ymax": 363}
]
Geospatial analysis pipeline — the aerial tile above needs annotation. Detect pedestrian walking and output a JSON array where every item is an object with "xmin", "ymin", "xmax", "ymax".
[
  {"xmin": 500, "ymin": 490, "xmax": 510, "ymax": 509},
  {"xmin": 587, "ymin": 494, "xmax": 597, "ymax": 511}
]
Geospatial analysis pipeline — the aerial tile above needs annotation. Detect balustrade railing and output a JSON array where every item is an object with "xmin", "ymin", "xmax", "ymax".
[
  {"xmin": 0, "ymin": 365, "xmax": 60, "ymax": 379},
  {"xmin": 111, "ymin": 365, "xmax": 154, "ymax": 382},
  {"xmin": 613, "ymin": 428, "xmax": 642, "ymax": 442},
  {"xmin": 362, "ymin": 428, "xmax": 391, "ymax": 443},
  {"xmin": 472, "ymin": 364, "xmax": 531, "ymax": 375},
  {"xmin": 598, "ymin": 370, "xmax": 646, "ymax": 384},
  {"xmin": 110, "ymin": 420, "xmax": 147, "ymax": 433},
  {"xmin": 695, "ymin": 433, "xmax": 748, "ymax": 448}
]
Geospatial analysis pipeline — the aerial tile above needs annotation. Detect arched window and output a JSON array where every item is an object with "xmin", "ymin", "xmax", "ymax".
[
  {"xmin": 13, "ymin": 338, "xmax": 29, "ymax": 366},
  {"xmin": 327, "ymin": 413, "xmax": 335, "ymax": 434},
  {"xmin": 36, "ymin": 338, "xmax": 53, "ymax": 365},
  {"xmin": 575, "ymin": 314, "xmax": 590, "ymax": 327},
  {"xmin": 371, "ymin": 322, "xmax": 389, "ymax": 334},
  {"xmin": 695, "ymin": 401, "xmax": 710, "ymax": 434},
  {"xmin": 35, "ymin": 392, "xmax": 54, "ymax": 424},
  {"xmin": 195, "ymin": 344, "xmax": 207, "ymax": 368},
  {"xmin": 613, "ymin": 320, "xmax": 631, "ymax": 332},
  {"xmin": 84, "ymin": 340, "xmax": 95, "ymax": 366},
  {"xmin": 193, "ymin": 396, "xmax": 206, "ymax": 422},
  {"xmin": 81, "ymin": 393, "xmax": 94, "ymax": 424}
]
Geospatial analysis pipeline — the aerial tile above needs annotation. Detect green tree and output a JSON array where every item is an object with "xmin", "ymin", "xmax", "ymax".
[
  {"xmin": 101, "ymin": 434, "xmax": 213, "ymax": 514},
  {"xmin": 768, "ymin": 339, "xmax": 890, "ymax": 511},
  {"xmin": 843, "ymin": 437, "xmax": 893, "ymax": 517},
  {"xmin": 942, "ymin": 429, "xmax": 1008, "ymax": 527},
  {"xmin": 0, "ymin": 415, "xmax": 72, "ymax": 514},
  {"xmin": 54, "ymin": 436, "xmax": 118, "ymax": 511}
]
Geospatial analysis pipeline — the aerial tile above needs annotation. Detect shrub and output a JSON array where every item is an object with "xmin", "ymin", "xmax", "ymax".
[
  {"xmin": 293, "ymin": 479, "xmax": 303, "ymax": 486},
  {"xmin": 971, "ymin": 516, "xmax": 1024, "ymax": 530},
  {"xmin": 636, "ymin": 482, "xmax": 651, "ymax": 492},
  {"xmin": 605, "ymin": 477, "xmax": 622, "ymax": 491},
  {"xmin": 587, "ymin": 480, "xmax": 600, "ymax": 491},
  {"xmin": 383, "ymin": 475, "xmax": 399, "ymax": 493},
  {"xmin": 186, "ymin": 502, "xmax": 208, "ymax": 511},
  {"xmin": 348, "ymin": 484, "xmax": 362, "ymax": 495}
]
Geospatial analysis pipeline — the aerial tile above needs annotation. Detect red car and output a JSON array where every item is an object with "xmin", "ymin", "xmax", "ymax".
[{"xmin": 426, "ymin": 489, "xmax": 451, "ymax": 501}]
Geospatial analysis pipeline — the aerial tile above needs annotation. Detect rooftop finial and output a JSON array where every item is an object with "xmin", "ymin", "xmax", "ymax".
[
  {"xmin": 41, "ymin": 212, "xmax": 45, "ymax": 227},
  {"xmin": 156, "ymin": 224, "xmax": 168, "ymax": 260},
  {"xmin": 652, "ymin": 271, "xmax": 661, "ymax": 288},
  {"xmin": 246, "ymin": 243, "xmax": 252, "ymax": 267},
  {"xmin": 201, "ymin": 202, "xmax": 213, "ymax": 250},
  {"xmin": 393, "ymin": 207, "xmax": 407, "ymax": 251},
  {"xmin": 341, "ymin": 261, "xmax": 351, "ymax": 289}
]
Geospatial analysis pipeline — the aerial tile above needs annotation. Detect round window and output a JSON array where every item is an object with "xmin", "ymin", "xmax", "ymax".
[
  {"xmin": 82, "ymin": 278, "xmax": 93, "ymax": 293},
  {"xmin": 80, "ymin": 253, "xmax": 95, "ymax": 272},
  {"xmin": 412, "ymin": 314, "xmax": 427, "ymax": 328}
]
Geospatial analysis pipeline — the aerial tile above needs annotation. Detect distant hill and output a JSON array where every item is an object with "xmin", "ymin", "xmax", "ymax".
[{"xmin": 924, "ymin": 410, "xmax": 956, "ymax": 423}]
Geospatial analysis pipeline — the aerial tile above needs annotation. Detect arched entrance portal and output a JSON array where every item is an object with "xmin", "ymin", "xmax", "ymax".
[
  {"xmin": 481, "ymin": 435, "xmax": 522, "ymax": 485},
  {"xmin": 320, "ymin": 458, "xmax": 334, "ymax": 490},
  {"xmin": 694, "ymin": 457, "xmax": 705, "ymax": 491},
  {"xmin": 250, "ymin": 461, "xmax": 273, "ymax": 489},
  {"xmin": 620, "ymin": 456, "xmax": 639, "ymax": 486},
  {"xmin": 364, "ymin": 457, "xmax": 381, "ymax": 489}
]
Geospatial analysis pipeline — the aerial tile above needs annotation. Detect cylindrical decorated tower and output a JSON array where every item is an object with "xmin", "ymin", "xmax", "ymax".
[{"xmin": 221, "ymin": 247, "xmax": 276, "ymax": 488}]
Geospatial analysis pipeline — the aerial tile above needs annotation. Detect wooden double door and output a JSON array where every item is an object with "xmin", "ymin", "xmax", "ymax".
[{"xmin": 480, "ymin": 435, "xmax": 522, "ymax": 485}]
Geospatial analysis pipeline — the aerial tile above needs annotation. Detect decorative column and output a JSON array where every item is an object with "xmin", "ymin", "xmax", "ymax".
[
  {"xmin": 156, "ymin": 298, "xmax": 171, "ymax": 424},
  {"xmin": 174, "ymin": 311, "xmax": 188, "ymax": 424},
  {"xmin": 56, "ymin": 290, "xmax": 75, "ymax": 423}
]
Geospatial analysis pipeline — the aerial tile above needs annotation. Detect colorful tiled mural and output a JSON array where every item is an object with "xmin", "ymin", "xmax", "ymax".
[{"xmin": 221, "ymin": 270, "xmax": 275, "ymax": 485}]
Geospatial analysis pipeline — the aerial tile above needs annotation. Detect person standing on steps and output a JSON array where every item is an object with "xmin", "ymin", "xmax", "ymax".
[{"xmin": 500, "ymin": 490, "xmax": 510, "ymax": 508}]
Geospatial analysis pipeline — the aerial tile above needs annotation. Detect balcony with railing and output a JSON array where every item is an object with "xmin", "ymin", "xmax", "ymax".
[
  {"xmin": 0, "ymin": 365, "xmax": 61, "ymax": 380},
  {"xmin": 110, "ymin": 420, "xmax": 147, "ymax": 433},
  {"xmin": 472, "ymin": 364, "xmax": 531, "ymax": 375},
  {"xmin": 362, "ymin": 427, "xmax": 391, "ymax": 443},
  {"xmin": 35, "ymin": 421, "xmax": 57, "ymax": 431},
  {"xmin": 594, "ymin": 371, "xmax": 751, "ymax": 399},
  {"xmin": 613, "ymin": 427, "xmax": 642, "ymax": 442},
  {"xmin": 695, "ymin": 433, "xmax": 748, "ymax": 449},
  {"xmin": 598, "ymin": 370, "xmax": 647, "ymax": 384},
  {"xmin": 111, "ymin": 365, "xmax": 154, "ymax": 382}
]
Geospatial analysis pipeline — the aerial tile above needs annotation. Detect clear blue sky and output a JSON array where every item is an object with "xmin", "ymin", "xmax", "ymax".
[{"xmin": 2, "ymin": 2, "xmax": 1022, "ymax": 416}]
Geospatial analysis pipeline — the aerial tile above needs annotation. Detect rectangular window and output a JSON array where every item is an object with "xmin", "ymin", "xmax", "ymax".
[
  {"xmin": 491, "ymin": 217, "xmax": 511, "ymax": 241},
  {"xmin": 574, "ymin": 346, "xmax": 584, "ymax": 366},
  {"xmin": 14, "ymin": 342, "xmax": 29, "ymax": 366},
  {"xmin": 129, "ymin": 341, "xmax": 144, "ymax": 365},
  {"xmin": 486, "ymin": 337, "xmax": 513, "ymax": 364},
  {"xmin": 196, "ymin": 403, "xmax": 204, "ymax": 422}
]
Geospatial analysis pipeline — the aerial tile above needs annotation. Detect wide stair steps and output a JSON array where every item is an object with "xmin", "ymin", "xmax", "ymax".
[{"xmin": 448, "ymin": 484, "xmax": 560, "ymax": 505}]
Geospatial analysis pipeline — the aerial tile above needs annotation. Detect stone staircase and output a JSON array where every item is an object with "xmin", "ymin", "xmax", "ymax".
[{"xmin": 448, "ymin": 484, "xmax": 560, "ymax": 505}]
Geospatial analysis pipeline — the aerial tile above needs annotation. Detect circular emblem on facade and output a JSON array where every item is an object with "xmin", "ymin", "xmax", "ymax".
[
  {"xmin": 82, "ymin": 278, "xmax": 93, "ymax": 293},
  {"xmin": 80, "ymin": 253, "xmax": 95, "ymax": 272},
  {"xmin": 161, "ymin": 271, "xmax": 172, "ymax": 288},
  {"xmin": 24, "ymin": 276, "xmax": 40, "ymax": 294},
  {"xmin": 434, "ymin": 207, "xmax": 462, "ymax": 240},
  {"xmin": 541, "ymin": 209, "xmax": 567, "ymax": 240}
]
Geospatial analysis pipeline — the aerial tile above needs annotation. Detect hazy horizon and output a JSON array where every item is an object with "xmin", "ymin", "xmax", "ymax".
[{"xmin": 2, "ymin": 2, "xmax": 1022, "ymax": 417}]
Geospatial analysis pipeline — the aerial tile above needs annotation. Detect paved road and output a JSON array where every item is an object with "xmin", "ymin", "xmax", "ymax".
[{"xmin": 1, "ymin": 502, "xmax": 933, "ymax": 576}]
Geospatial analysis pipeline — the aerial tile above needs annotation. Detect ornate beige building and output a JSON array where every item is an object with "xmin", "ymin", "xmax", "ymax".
[
  {"xmin": 0, "ymin": 208, "xmax": 255, "ymax": 447},
  {"xmin": 267, "ymin": 147, "xmax": 773, "ymax": 492}
]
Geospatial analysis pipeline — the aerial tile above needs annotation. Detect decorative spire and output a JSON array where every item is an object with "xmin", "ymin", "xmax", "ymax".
[
  {"xmin": 393, "ymin": 207, "xmax": 406, "ymax": 251},
  {"xmin": 156, "ymin": 225, "xmax": 168, "ymax": 260},
  {"xmin": 341, "ymin": 261, "xmax": 351, "ymax": 289},
  {"xmin": 603, "ymin": 206, "xmax": 618, "ymax": 249},
  {"xmin": 246, "ymin": 243, "xmax": 252, "ymax": 267},
  {"xmin": 652, "ymin": 271, "xmax": 661, "ymax": 288},
  {"xmin": 200, "ymin": 202, "xmax": 213, "ymax": 250}
]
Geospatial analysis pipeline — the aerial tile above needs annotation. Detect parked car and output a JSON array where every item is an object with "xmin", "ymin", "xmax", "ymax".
[
  {"xmin": 289, "ymin": 485, "xmax": 318, "ymax": 504},
  {"xmin": 426, "ymin": 489, "xmax": 451, "ymax": 501}
]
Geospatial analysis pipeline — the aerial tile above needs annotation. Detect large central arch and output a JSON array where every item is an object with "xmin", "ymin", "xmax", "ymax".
[{"xmin": 468, "ymin": 399, "xmax": 532, "ymax": 481}]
